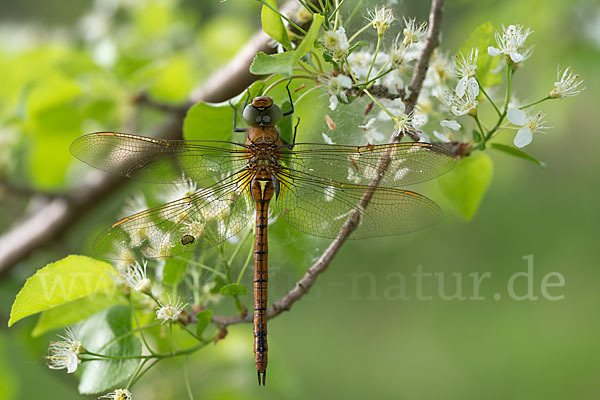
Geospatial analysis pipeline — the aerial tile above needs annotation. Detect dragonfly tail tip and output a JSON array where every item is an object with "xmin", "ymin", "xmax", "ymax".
[{"xmin": 257, "ymin": 370, "xmax": 267, "ymax": 386}]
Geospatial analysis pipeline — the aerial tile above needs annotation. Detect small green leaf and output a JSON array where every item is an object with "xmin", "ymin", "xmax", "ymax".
[
  {"xmin": 439, "ymin": 153, "xmax": 493, "ymax": 220},
  {"xmin": 472, "ymin": 129, "xmax": 482, "ymax": 143},
  {"xmin": 195, "ymin": 309, "xmax": 213, "ymax": 337},
  {"xmin": 220, "ymin": 283, "xmax": 247, "ymax": 296},
  {"xmin": 261, "ymin": 0, "xmax": 292, "ymax": 51},
  {"xmin": 250, "ymin": 14, "xmax": 324, "ymax": 77},
  {"xmin": 348, "ymin": 40, "xmax": 369, "ymax": 56},
  {"xmin": 32, "ymin": 294, "xmax": 123, "ymax": 337},
  {"xmin": 250, "ymin": 51, "xmax": 297, "ymax": 78},
  {"xmin": 458, "ymin": 22, "xmax": 501, "ymax": 88},
  {"xmin": 293, "ymin": 14, "xmax": 324, "ymax": 61},
  {"xmin": 78, "ymin": 305, "xmax": 142, "ymax": 395},
  {"xmin": 9, "ymin": 255, "xmax": 116, "ymax": 327},
  {"xmin": 491, "ymin": 143, "xmax": 546, "ymax": 167}
]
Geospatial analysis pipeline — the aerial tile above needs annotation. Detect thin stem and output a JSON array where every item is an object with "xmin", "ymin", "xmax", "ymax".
[
  {"xmin": 126, "ymin": 358, "xmax": 148, "ymax": 389},
  {"xmin": 331, "ymin": 0, "xmax": 345, "ymax": 29},
  {"xmin": 353, "ymin": 68, "xmax": 393, "ymax": 89},
  {"xmin": 129, "ymin": 295, "xmax": 156, "ymax": 355},
  {"xmin": 365, "ymin": 34, "xmax": 382, "ymax": 82},
  {"xmin": 477, "ymin": 79, "xmax": 501, "ymax": 117},
  {"xmin": 257, "ymin": 0, "xmax": 307, "ymax": 35},
  {"xmin": 310, "ymin": 50, "xmax": 324, "ymax": 73},
  {"xmin": 484, "ymin": 65, "xmax": 512, "ymax": 143},
  {"xmin": 184, "ymin": 356, "xmax": 195, "ymax": 400},
  {"xmin": 297, "ymin": 0, "xmax": 318, "ymax": 14},
  {"xmin": 180, "ymin": 257, "xmax": 226, "ymax": 279},
  {"xmin": 178, "ymin": 321, "xmax": 204, "ymax": 342},
  {"xmin": 520, "ymin": 96, "xmax": 551, "ymax": 110},
  {"xmin": 363, "ymin": 89, "xmax": 395, "ymax": 119},
  {"xmin": 345, "ymin": 0, "xmax": 365, "ymax": 28},
  {"xmin": 348, "ymin": 22, "xmax": 371, "ymax": 43},
  {"xmin": 130, "ymin": 359, "xmax": 159, "ymax": 386},
  {"xmin": 262, "ymin": 75, "xmax": 316, "ymax": 96},
  {"xmin": 236, "ymin": 236, "xmax": 255, "ymax": 284},
  {"xmin": 473, "ymin": 114, "xmax": 485, "ymax": 139}
]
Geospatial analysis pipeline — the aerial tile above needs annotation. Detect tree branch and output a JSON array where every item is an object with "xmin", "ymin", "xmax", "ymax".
[{"xmin": 212, "ymin": 0, "xmax": 446, "ymax": 328}]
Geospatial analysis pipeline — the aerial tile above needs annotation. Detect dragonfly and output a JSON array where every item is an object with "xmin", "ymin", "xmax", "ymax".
[{"xmin": 70, "ymin": 82, "xmax": 455, "ymax": 385}]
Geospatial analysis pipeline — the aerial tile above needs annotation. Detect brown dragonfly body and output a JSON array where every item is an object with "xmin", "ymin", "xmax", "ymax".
[
  {"xmin": 70, "ymin": 84, "xmax": 455, "ymax": 386},
  {"xmin": 245, "ymin": 97, "xmax": 286, "ymax": 384}
]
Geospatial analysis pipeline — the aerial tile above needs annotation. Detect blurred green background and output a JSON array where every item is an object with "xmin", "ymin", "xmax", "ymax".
[{"xmin": 1, "ymin": 0, "xmax": 599, "ymax": 399}]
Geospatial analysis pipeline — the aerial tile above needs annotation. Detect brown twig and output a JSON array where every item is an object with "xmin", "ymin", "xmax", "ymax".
[{"xmin": 212, "ymin": 0, "xmax": 446, "ymax": 328}]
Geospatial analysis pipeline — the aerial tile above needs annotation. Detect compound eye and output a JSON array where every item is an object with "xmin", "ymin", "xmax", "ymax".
[{"xmin": 242, "ymin": 105, "xmax": 261, "ymax": 126}]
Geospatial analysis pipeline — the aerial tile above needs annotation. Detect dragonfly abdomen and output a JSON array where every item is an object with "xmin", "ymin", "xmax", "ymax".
[
  {"xmin": 251, "ymin": 176, "xmax": 275, "ymax": 386},
  {"xmin": 254, "ymin": 197, "xmax": 270, "ymax": 386}
]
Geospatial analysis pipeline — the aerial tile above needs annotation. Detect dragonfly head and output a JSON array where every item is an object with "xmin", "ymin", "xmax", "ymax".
[{"xmin": 242, "ymin": 96, "xmax": 283, "ymax": 127}]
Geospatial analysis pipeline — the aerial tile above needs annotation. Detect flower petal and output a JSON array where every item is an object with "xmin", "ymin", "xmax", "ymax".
[
  {"xmin": 509, "ymin": 52, "xmax": 524, "ymax": 63},
  {"xmin": 329, "ymin": 95, "xmax": 338, "ymax": 111},
  {"xmin": 514, "ymin": 127, "xmax": 532, "ymax": 148},
  {"xmin": 440, "ymin": 119, "xmax": 461, "ymax": 131},
  {"xmin": 433, "ymin": 130, "xmax": 451, "ymax": 143},
  {"xmin": 487, "ymin": 46, "xmax": 501, "ymax": 56},
  {"xmin": 507, "ymin": 108, "xmax": 527, "ymax": 125},
  {"xmin": 456, "ymin": 77, "xmax": 467, "ymax": 97}
]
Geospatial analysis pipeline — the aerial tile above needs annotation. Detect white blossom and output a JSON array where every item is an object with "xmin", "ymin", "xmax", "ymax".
[
  {"xmin": 46, "ymin": 328, "xmax": 83, "ymax": 373},
  {"xmin": 121, "ymin": 260, "xmax": 150, "ymax": 293},
  {"xmin": 550, "ymin": 66, "xmax": 585, "ymax": 99},
  {"xmin": 367, "ymin": 6, "xmax": 395, "ymax": 36},
  {"xmin": 455, "ymin": 48, "xmax": 478, "ymax": 97},
  {"xmin": 155, "ymin": 295, "xmax": 186, "ymax": 324},
  {"xmin": 402, "ymin": 17, "xmax": 427, "ymax": 47},
  {"xmin": 488, "ymin": 24, "xmax": 533, "ymax": 63},
  {"xmin": 447, "ymin": 77, "xmax": 479, "ymax": 116},
  {"xmin": 321, "ymin": 74, "xmax": 353, "ymax": 110},
  {"xmin": 320, "ymin": 27, "xmax": 349, "ymax": 62},
  {"xmin": 507, "ymin": 108, "xmax": 550, "ymax": 148},
  {"xmin": 99, "ymin": 389, "xmax": 133, "ymax": 400}
]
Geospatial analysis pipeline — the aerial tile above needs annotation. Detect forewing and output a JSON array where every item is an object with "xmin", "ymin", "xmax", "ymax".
[
  {"xmin": 93, "ymin": 170, "xmax": 254, "ymax": 260},
  {"xmin": 281, "ymin": 142, "xmax": 455, "ymax": 188},
  {"xmin": 71, "ymin": 132, "xmax": 249, "ymax": 183},
  {"xmin": 274, "ymin": 170, "xmax": 443, "ymax": 239}
]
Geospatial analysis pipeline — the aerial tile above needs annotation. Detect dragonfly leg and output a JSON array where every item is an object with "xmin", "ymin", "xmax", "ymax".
[
  {"xmin": 230, "ymin": 101, "xmax": 249, "ymax": 133},
  {"xmin": 281, "ymin": 117, "xmax": 300, "ymax": 150},
  {"xmin": 282, "ymin": 78, "xmax": 295, "ymax": 117}
]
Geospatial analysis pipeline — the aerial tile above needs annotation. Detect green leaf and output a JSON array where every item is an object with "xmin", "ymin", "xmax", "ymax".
[
  {"xmin": 9, "ymin": 255, "xmax": 117, "ymax": 327},
  {"xmin": 78, "ymin": 305, "xmax": 142, "ymax": 395},
  {"xmin": 261, "ymin": 0, "xmax": 292, "ymax": 51},
  {"xmin": 195, "ymin": 309, "xmax": 213, "ymax": 337},
  {"xmin": 294, "ymin": 14, "xmax": 324, "ymax": 60},
  {"xmin": 439, "ymin": 153, "xmax": 493, "ymax": 220},
  {"xmin": 250, "ymin": 51, "xmax": 297, "ymax": 78},
  {"xmin": 458, "ymin": 22, "xmax": 502, "ymax": 88},
  {"xmin": 491, "ymin": 143, "xmax": 546, "ymax": 167},
  {"xmin": 220, "ymin": 283, "xmax": 247, "ymax": 296},
  {"xmin": 348, "ymin": 40, "xmax": 369, "ymax": 56},
  {"xmin": 250, "ymin": 14, "xmax": 324, "ymax": 77},
  {"xmin": 32, "ymin": 294, "xmax": 123, "ymax": 337}
]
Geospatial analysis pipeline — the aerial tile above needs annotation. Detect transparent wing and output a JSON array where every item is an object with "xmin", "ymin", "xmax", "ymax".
[
  {"xmin": 71, "ymin": 132, "xmax": 249, "ymax": 183},
  {"xmin": 93, "ymin": 170, "xmax": 255, "ymax": 260},
  {"xmin": 274, "ymin": 169, "xmax": 443, "ymax": 239},
  {"xmin": 280, "ymin": 142, "xmax": 455, "ymax": 188}
]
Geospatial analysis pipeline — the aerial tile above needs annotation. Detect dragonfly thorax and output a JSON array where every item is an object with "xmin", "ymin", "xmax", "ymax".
[{"xmin": 242, "ymin": 96, "xmax": 283, "ymax": 127}]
